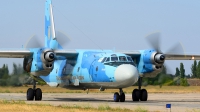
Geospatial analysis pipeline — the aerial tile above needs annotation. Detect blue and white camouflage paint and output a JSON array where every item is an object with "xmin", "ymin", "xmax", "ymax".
[{"xmin": 25, "ymin": 0, "xmax": 164, "ymax": 90}]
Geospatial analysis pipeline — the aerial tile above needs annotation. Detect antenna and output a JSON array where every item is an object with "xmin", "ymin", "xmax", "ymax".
[{"xmin": 53, "ymin": 6, "xmax": 104, "ymax": 51}]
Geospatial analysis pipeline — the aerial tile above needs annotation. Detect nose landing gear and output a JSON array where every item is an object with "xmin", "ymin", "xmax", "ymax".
[{"xmin": 113, "ymin": 88, "xmax": 125, "ymax": 102}]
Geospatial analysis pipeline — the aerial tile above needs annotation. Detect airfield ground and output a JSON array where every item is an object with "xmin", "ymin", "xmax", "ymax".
[
  {"xmin": 0, "ymin": 85, "xmax": 200, "ymax": 93},
  {"xmin": 0, "ymin": 86, "xmax": 200, "ymax": 112}
]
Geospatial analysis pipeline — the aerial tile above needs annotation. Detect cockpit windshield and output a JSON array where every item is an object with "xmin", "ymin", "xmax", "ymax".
[
  {"xmin": 101, "ymin": 57, "xmax": 107, "ymax": 63},
  {"xmin": 105, "ymin": 57, "xmax": 110, "ymax": 62},
  {"xmin": 119, "ymin": 56, "xmax": 127, "ymax": 61},
  {"xmin": 127, "ymin": 57, "xmax": 133, "ymax": 62},
  {"xmin": 104, "ymin": 62, "xmax": 136, "ymax": 67},
  {"xmin": 111, "ymin": 57, "xmax": 118, "ymax": 61},
  {"xmin": 100, "ymin": 55, "xmax": 136, "ymax": 67}
]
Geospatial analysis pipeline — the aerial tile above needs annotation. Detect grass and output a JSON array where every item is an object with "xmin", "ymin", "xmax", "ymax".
[
  {"xmin": 0, "ymin": 86, "xmax": 199, "ymax": 112},
  {"xmin": 0, "ymin": 100, "xmax": 133, "ymax": 112},
  {"xmin": 0, "ymin": 100, "xmax": 199, "ymax": 112},
  {"xmin": 133, "ymin": 106, "xmax": 148, "ymax": 112},
  {"xmin": 0, "ymin": 85, "xmax": 200, "ymax": 93}
]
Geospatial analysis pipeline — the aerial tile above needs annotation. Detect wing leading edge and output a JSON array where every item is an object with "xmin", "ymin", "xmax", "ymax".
[
  {"xmin": 116, "ymin": 50, "xmax": 141, "ymax": 58},
  {"xmin": 165, "ymin": 53, "xmax": 200, "ymax": 60},
  {"xmin": 54, "ymin": 49, "xmax": 78, "ymax": 59},
  {"xmin": 0, "ymin": 48, "xmax": 199, "ymax": 60},
  {"xmin": 0, "ymin": 49, "xmax": 32, "ymax": 58},
  {"xmin": 0, "ymin": 49, "xmax": 78, "ymax": 59},
  {"xmin": 118, "ymin": 50, "xmax": 200, "ymax": 60}
]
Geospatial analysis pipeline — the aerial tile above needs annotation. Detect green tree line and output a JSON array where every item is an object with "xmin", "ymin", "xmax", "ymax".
[
  {"xmin": 142, "ymin": 62, "xmax": 190, "ymax": 87},
  {"xmin": 191, "ymin": 60, "xmax": 200, "ymax": 78},
  {"xmin": 144, "ymin": 60, "xmax": 200, "ymax": 87},
  {"xmin": 0, "ymin": 61, "xmax": 199, "ymax": 86},
  {"xmin": 0, "ymin": 63, "xmax": 30, "ymax": 86}
]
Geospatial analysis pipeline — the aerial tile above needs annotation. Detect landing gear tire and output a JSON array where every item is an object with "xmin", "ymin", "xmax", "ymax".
[
  {"xmin": 140, "ymin": 89, "xmax": 148, "ymax": 101},
  {"xmin": 119, "ymin": 92, "xmax": 125, "ymax": 102},
  {"xmin": 132, "ymin": 77, "xmax": 148, "ymax": 102},
  {"xmin": 26, "ymin": 78, "xmax": 42, "ymax": 101},
  {"xmin": 27, "ymin": 88, "xmax": 34, "ymax": 101},
  {"xmin": 113, "ymin": 92, "xmax": 120, "ymax": 102},
  {"xmin": 132, "ymin": 89, "xmax": 140, "ymax": 101},
  {"xmin": 35, "ymin": 88, "xmax": 42, "ymax": 101}
]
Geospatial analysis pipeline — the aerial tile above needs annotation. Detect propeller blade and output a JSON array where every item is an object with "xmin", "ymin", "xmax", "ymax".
[
  {"xmin": 165, "ymin": 42, "xmax": 185, "ymax": 55},
  {"xmin": 163, "ymin": 64, "xmax": 172, "ymax": 75},
  {"xmin": 56, "ymin": 31, "xmax": 71, "ymax": 47},
  {"xmin": 145, "ymin": 32, "xmax": 162, "ymax": 53},
  {"xmin": 25, "ymin": 35, "xmax": 43, "ymax": 48}
]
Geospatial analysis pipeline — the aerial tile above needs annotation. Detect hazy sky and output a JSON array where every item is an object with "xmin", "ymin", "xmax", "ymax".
[{"xmin": 0, "ymin": 0, "xmax": 200, "ymax": 75}]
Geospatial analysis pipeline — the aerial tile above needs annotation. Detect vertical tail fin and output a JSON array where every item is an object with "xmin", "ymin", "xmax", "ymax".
[{"xmin": 45, "ymin": 0, "xmax": 58, "ymax": 49}]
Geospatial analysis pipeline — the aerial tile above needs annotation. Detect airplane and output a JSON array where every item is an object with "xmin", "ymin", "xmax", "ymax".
[{"xmin": 1, "ymin": 0, "xmax": 200, "ymax": 102}]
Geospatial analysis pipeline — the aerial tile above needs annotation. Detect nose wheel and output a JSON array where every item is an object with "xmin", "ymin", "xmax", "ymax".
[
  {"xmin": 132, "ymin": 77, "xmax": 148, "ymax": 101},
  {"xmin": 27, "ymin": 79, "xmax": 42, "ymax": 101},
  {"xmin": 113, "ymin": 88, "xmax": 125, "ymax": 102}
]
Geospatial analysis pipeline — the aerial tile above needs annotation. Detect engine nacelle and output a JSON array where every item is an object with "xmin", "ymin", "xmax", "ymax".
[
  {"xmin": 138, "ymin": 50, "xmax": 165, "ymax": 78},
  {"xmin": 139, "ymin": 50, "xmax": 165, "ymax": 74},
  {"xmin": 23, "ymin": 48, "xmax": 57, "ymax": 76},
  {"xmin": 152, "ymin": 65, "xmax": 163, "ymax": 70},
  {"xmin": 44, "ymin": 52, "xmax": 55, "ymax": 62},
  {"xmin": 154, "ymin": 54, "xmax": 165, "ymax": 64},
  {"xmin": 23, "ymin": 57, "xmax": 33, "ymax": 72},
  {"xmin": 149, "ymin": 52, "xmax": 165, "ymax": 66},
  {"xmin": 41, "ymin": 49, "xmax": 55, "ymax": 70}
]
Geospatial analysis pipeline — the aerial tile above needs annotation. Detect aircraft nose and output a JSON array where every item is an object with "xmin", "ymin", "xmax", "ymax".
[{"xmin": 115, "ymin": 64, "xmax": 139, "ymax": 86}]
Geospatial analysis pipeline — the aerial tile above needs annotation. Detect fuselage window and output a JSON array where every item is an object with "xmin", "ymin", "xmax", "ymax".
[
  {"xmin": 127, "ymin": 57, "xmax": 133, "ymax": 62},
  {"xmin": 106, "ymin": 57, "xmax": 110, "ymax": 62},
  {"xmin": 119, "ymin": 56, "xmax": 127, "ymax": 61},
  {"xmin": 111, "ymin": 57, "xmax": 118, "ymax": 61},
  {"xmin": 96, "ymin": 66, "xmax": 98, "ymax": 71}
]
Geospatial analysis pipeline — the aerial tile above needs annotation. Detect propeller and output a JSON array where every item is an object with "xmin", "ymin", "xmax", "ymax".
[
  {"xmin": 145, "ymin": 32, "xmax": 185, "ymax": 55},
  {"xmin": 25, "ymin": 35, "xmax": 43, "ymax": 48},
  {"xmin": 55, "ymin": 30, "xmax": 71, "ymax": 47},
  {"xmin": 145, "ymin": 32, "xmax": 162, "ymax": 53},
  {"xmin": 145, "ymin": 32, "xmax": 185, "ymax": 82},
  {"xmin": 25, "ymin": 31, "xmax": 71, "ymax": 49},
  {"xmin": 165, "ymin": 42, "xmax": 185, "ymax": 55}
]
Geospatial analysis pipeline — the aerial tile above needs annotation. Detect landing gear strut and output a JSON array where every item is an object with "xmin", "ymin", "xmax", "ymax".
[
  {"xmin": 132, "ymin": 77, "xmax": 148, "ymax": 101},
  {"xmin": 27, "ymin": 79, "xmax": 42, "ymax": 101},
  {"xmin": 113, "ymin": 88, "xmax": 125, "ymax": 102}
]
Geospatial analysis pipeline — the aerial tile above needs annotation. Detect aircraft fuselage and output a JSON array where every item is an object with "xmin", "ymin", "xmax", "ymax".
[{"xmin": 40, "ymin": 50, "xmax": 139, "ymax": 90}]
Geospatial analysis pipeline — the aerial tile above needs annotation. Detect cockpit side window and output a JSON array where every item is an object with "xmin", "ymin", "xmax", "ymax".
[
  {"xmin": 111, "ymin": 57, "xmax": 118, "ymax": 61},
  {"xmin": 101, "ymin": 57, "xmax": 107, "ymax": 63},
  {"xmin": 105, "ymin": 57, "xmax": 110, "ymax": 62},
  {"xmin": 119, "ymin": 56, "xmax": 127, "ymax": 61},
  {"xmin": 127, "ymin": 57, "xmax": 133, "ymax": 62}
]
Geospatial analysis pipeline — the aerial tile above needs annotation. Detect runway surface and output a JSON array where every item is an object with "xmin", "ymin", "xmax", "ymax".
[{"xmin": 0, "ymin": 93, "xmax": 200, "ymax": 111}]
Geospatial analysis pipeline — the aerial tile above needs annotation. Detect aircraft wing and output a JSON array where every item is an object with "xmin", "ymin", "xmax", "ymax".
[
  {"xmin": 117, "ymin": 50, "xmax": 200, "ymax": 60},
  {"xmin": 165, "ymin": 54, "xmax": 200, "ymax": 60},
  {"xmin": 0, "ymin": 49, "xmax": 78, "ymax": 59},
  {"xmin": 0, "ymin": 49, "xmax": 32, "ymax": 58},
  {"xmin": 116, "ymin": 50, "xmax": 141, "ymax": 58},
  {"xmin": 54, "ymin": 49, "xmax": 78, "ymax": 59}
]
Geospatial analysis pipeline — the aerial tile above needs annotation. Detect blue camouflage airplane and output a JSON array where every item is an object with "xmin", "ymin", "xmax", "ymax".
[{"xmin": 1, "ymin": 0, "xmax": 200, "ymax": 102}]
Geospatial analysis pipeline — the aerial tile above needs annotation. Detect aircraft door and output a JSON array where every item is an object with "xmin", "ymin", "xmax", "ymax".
[{"xmin": 89, "ymin": 60, "xmax": 97, "ymax": 82}]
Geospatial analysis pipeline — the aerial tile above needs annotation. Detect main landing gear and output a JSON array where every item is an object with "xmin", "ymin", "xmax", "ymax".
[
  {"xmin": 113, "ymin": 77, "xmax": 148, "ymax": 102},
  {"xmin": 113, "ymin": 88, "xmax": 125, "ymax": 102},
  {"xmin": 27, "ymin": 79, "xmax": 42, "ymax": 101},
  {"xmin": 132, "ymin": 77, "xmax": 148, "ymax": 101}
]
